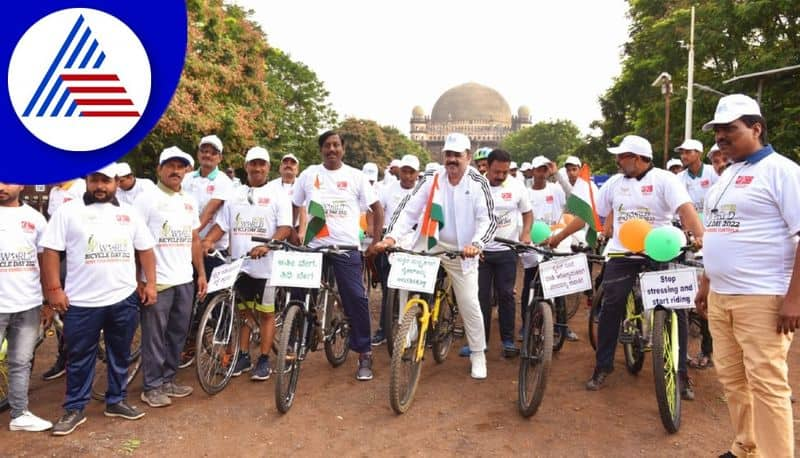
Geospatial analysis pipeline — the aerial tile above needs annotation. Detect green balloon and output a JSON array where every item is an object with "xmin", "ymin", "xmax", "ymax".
[
  {"xmin": 530, "ymin": 221, "xmax": 552, "ymax": 244},
  {"xmin": 644, "ymin": 226, "xmax": 683, "ymax": 262},
  {"xmin": 359, "ymin": 229, "xmax": 366, "ymax": 241}
]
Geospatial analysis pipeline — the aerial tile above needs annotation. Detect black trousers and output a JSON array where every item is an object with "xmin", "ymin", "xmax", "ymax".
[{"xmin": 478, "ymin": 250, "xmax": 517, "ymax": 344}]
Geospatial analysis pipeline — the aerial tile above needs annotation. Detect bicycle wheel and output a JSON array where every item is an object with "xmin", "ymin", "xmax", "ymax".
[
  {"xmin": 91, "ymin": 325, "xmax": 143, "ymax": 402},
  {"xmin": 518, "ymin": 301, "xmax": 553, "ymax": 418},
  {"xmin": 275, "ymin": 302, "xmax": 304, "ymax": 413},
  {"xmin": 271, "ymin": 287, "xmax": 288, "ymax": 355},
  {"xmin": 323, "ymin": 288, "xmax": 350, "ymax": 367},
  {"xmin": 652, "ymin": 309, "xmax": 681, "ymax": 433},
  {"xmin": 432, "ymin": 288, "xmax": 457, "ymax": 364},
  {"xmin": 389, "ymin": 304, "xmax": 424, "ymax": 414},
  {"xmin": 195, "ymin": 293, "xmax": 240, "ymax": 395},
  {"xmin": 622, "ymin": 293, "xmax": 645, "ymax": 374},
  {"xmin": 383, "ymin": 288, "xmax": 402, "ymax": 357},
  {"xmin": 564, "ymin": 293, "xmax": 582, "ymax": 321},
  {"xmin": 0, "ymin": 339, "xmax": 8, "ymax": 412},
  {"xmin": 552, "ymin": 298, "xmax": 567, "ymax": 353},
  {"xmin": 588, "ymin": 287, "xmax": 602, "ymax": 351}
]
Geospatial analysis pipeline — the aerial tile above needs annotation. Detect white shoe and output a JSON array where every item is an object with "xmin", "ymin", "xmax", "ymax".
[
  {"xmin": 470, "ymin": 351, "xmax": 487, "ymax": 380},
  {"xmin": 9, "ymin": 411, "xmax": 53, "ymax": 432}
]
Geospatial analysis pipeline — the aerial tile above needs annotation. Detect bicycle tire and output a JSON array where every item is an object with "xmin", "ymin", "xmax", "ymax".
[
  {"xmin": 622, "ymin": 292, "xmax": 645, "ymax": 374},
  {"xmin": 552, "ymin": 298, "xmax": 567, "ymax": 353},
  {"xmin": 195, "ymin": 293, "xmax": 240, "ymax": 395},
  {"xmin": 588, "ymin": 287, "xmax": 602, "ymax": 351},
  {"xmin": 272, "ymin": 287, "xmax": 288, "ymax": 355},
  {"xmin": 564, "ymin": 293, "xmax": 581, "ymax": 321},
  {"xmin": 518, "ymin": 301, "xmax": 553, "ymax": 418},
  {"xmin": 432, "ymin": 288, "xmax": 457, "ymax": 364},
  {"xmin": 323, "ymin": 289, "xmax": 350, "ymax": 367},
  {"xmin": 91, "ymin": 325, "xmax": 143, "ymax": 402},
  {"xmin": 275, "ymin": 302, "xmax": 304, "ymax": 413},
  {"xmin": 389, "ymin": 304, "xmax": 424, "ymax": 414},
  {"xmin": 652, "ymin": 309, "xmax": 681, "ymax": 433},
  {"xmin": 383, "ymin": 288, "xmax": 402, "ymax": 357}
]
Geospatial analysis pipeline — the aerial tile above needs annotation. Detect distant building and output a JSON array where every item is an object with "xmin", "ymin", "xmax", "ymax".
[{"xmin": 410, "ymin": 82, "xmax": 531, "ymax": 160}]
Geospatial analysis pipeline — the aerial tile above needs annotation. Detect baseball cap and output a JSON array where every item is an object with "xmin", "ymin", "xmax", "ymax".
[
  {"xmin": 442, "ymin": 133, "xmax": 470, "ymax": 153},
  {"xmin": 707, "ymin": 143, "xmax": 721, "ymax": 157},
  {"xmin": 116, "ymin": 162, "xmax": 133, "ymax": 176},
  {"xmin": 281, "ymin": 153, "xmax": 299, "ymax": 164},
  {"xmin": 520, "ymin": 162, "xmax": 532, "ymax": 172},
  {"xmin": 531, "ymin": 155, "xmax": 551, "ymax": 169},
  {"xmin": 399, "ymin": 154, "xmax": 420, "ymax": 171},
  {"xmin": 425, "ymin": 162, "xmax": 440, "ymax": 172},
  {"xmin": 245, "ymin": 146, "xmax": 269, "ymax": 163},
  {"xmin": 509, "ymin": 161, "xmax": 519, "ymax": 170},
  {"xmin": 702, "ymin": 94, "xmax": 762, "ymax": 131},
  {"xmin": 159, "ymin": 146, "xmax": 194, "ymax": 167},
  {"xmin": 674, "ymin": 139, "xmax": 703, "ymax": 153},
  {"xmin": 666, "ymin": 158, "xmax": 683, "ymax": 170},
  {"xmin": 91, "ymin": 163, "xmax": 118, "ymax": 178},
  {"xmin": 362, "ymin": 162, "xmax": 379, "ymax": 181},
  {"xmin": 607, "ymin": 135, "xmax": 653, "ymax": 158},
  {"xmin": 564, "ymin": 156, "xmax": 582, "ymax": 167},
  {"xmin": 199, "ymin": 134, "xmax": 223, "ymax": 154},
  {"xmin": 389, "ymin": 159, "xmax": 402, "ymax": 169}
]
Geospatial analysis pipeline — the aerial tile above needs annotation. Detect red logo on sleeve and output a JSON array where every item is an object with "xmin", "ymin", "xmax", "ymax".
[
  {"xmin": 641, "ymin": 185, "xmax": 653, "ymax": 195},
  {"xmin": 735, "ymin": 176, "xmax": 753, "ymax": 187},
  {"xmin": 20, "ymin": 221, "xmax": 35, "ymax": 233}
]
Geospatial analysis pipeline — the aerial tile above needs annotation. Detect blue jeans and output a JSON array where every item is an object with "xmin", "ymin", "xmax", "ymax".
[
  {"xmin": 0, "ymin": 307, "xmax": 41, "ymax": 418},
  {"xmin": 63, "ymin": 292, "xmax": 139, "ymax": 411},
  {"xmin": 329, "ymin": 250, "xmax": 371, "ymax": 354}
]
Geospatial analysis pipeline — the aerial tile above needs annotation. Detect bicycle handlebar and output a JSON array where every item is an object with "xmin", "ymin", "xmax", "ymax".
[
  {"xmin": 385, "ymin": 246, "xmax": 464, "ymax": 259},
  {"xmin": 493, "ymin": 237, "xmax": 606, "ymax": 262},
  {"xmin": 250, "ymin": 237, "xmax": 358, "ymax": 254}
]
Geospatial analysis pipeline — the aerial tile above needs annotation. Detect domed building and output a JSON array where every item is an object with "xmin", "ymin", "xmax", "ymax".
[{"xmin": 410, "ymin": 82, "xmax": 531, "ymax": 157}]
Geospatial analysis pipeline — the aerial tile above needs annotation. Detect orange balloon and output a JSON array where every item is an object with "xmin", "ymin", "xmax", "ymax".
[{"xmin": 618, "ymin": 218, "xmax": 652, "ymax": 252}]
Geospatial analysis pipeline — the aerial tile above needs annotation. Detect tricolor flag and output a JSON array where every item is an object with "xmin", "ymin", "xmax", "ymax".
[
  {"xmin": 303, "ymin": 176, "xmax": 330, "ymax": 244},
  {"xmin": 418, "ymin": 173, "xmax": 444, "ymax": 250},
  {"xmin": 566, "ymin": 164, "xmax": 603, "ymax": 247}
]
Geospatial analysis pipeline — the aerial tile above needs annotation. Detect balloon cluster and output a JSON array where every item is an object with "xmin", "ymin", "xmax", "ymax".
[
  {"xmin": 530, "ymin": 221, "xmax": 552, "ymax": 244},
  {"xmin": 618, "ymin": 219, "xmax": 686, "ymax": 261}
]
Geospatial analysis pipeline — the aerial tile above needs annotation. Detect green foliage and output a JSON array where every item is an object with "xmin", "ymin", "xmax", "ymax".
[
  {"xmin": 335, "ymin": 118, "xmax": 431, "ymax": 172},
  {"xmin": 500, "ymin": 120, "xmax": 583, "ymax": 165}
]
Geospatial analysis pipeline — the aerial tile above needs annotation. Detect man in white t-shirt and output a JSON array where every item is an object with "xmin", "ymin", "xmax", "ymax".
[
  {"xmin": 203, "ymin": 147, "xmax": 292, "ymax": 381},
  {"xmin": 667, "ymin": 158, "xmax": 684, "ymax": 174},
  {"xmin": 0, "ymin": 182, "xmax": 51, "ymax": 432},
  {"xmin": 548, "ymin": 135, "xmax": 704, "ymax": 396},
  {"xmin": 707, "ymin": 143, "xmax": 732, "ymax": 176},
  {"xmin": 41, "ymin": 163, "xmax": 157, "ymax": 436},
  {"xmin": 374, "ymin": 132, "xmax": 495, "ymax": 380},
  {"xmin": 134, "ymin": 147, "xmax": 207, "ymax": 408},
  {"xmin": 267, "ymin": 153, "xmax": 306, "ymax": 243},
  {"xmin": 46, "ymin": 178, "xmax": 86, "ymax": 219},
  {"xmin": 695, "ymin": 94, "xmax": 799, "ymax": 458},
  {"xmin": 293, "ymin": 131, "xmax": 384, "ymax": 381},
  {"xmin": 116, "ymin": 162, "xmax": 157, "ymax": 206}
]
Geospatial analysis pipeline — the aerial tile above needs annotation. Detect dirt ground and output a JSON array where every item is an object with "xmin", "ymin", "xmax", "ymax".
[{"xmin": 3, "ymin": 272, "xmax": 799, "ymax": 457}]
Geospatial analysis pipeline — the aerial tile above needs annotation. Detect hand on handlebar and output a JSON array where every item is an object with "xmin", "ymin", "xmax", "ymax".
[
  {"xmin": 462, "ymin": 244, "xmax": 480, "ymax": 258},
  {"xmin": 201, "ymin": 239, "xmax": 214, "ymax": 254},
  {"xmin": 249, "ymin": 245, "xmax": 270, "ymax": 259},
  {"xmin": 368, "ymin": 237, "xmax": 395, "ymax": 256}
]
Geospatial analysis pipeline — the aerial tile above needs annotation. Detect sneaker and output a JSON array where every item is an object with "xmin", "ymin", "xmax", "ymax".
[
  {"xmin": 104, "ymin": 401, "xmax": 145, "ymax": 420},
  {"xmin": 251, "ymin": 355, "xmax": 272, "ymax": 381},
  {"xmin": 459, "ymin": 344, "xmax": 471, "ymax": 357},
  {"xmin": 161, "ymin": 381, "xmax": 193, "ymax": 398},
  {"xmin": 42, "ymin": 356, "xmax": 66, "ymax": 381},
  {"xmin": 470, "ymin": 351, "xmax": 487, "ymax": 379},
  {"xmin": 356, "ymin": 353, "xmax": 373, "ymax": 381},
  {"xmin": 51, "ymin": 410, "xmax": 86, "ymax": 436},
  {"xmin": 371, "ymin": 330, "xmax": 386, "ymax": 346},
  {"xmin": 586, "ymin": 368, "xmax": 612, "ymax": 391},
  {"xmin": 680, "ymin": 372, "xmax": 695, "ymax": 401},
  {"xmin": 9, "ymin": 411, "xmax": 53, "ymax": 432},
  {"xmin": 502, "ymin": 340, "xmax": 519, "ymax": 357},
  {"xmin": 140, "ymin": 388, "xmax": 172, "ymax": 408},
  {"xmin": 232, "ymin": 352, "xmax": 252, "ymax": 377},
  {"xmin": 565, "ymin": 328, "xmax": 580, "ymax": 342}
]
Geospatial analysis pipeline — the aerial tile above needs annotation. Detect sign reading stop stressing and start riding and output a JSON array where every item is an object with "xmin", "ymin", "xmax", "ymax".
[
  {"xmin": 387, "ymin": 253, "xmax": 441, "ymax": 294},
  {"xmin": 639, "ymin": 267, "xmax": 698, "ymax": 310},
  {"xmin": 539, "ymin": 253, "xmax": 592, "ymax": 299},
  {"xmin": 207, "ymin": 258, "xmax": 245, "ymax": 294},
  {"xmin": 269, "ymin": 251, "xmax": 323, "ymax": 289}
]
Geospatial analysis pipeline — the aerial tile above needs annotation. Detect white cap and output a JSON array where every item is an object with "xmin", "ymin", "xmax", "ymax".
[
  {"xmin": 666, "ymin": 158, "xmax": 683, "ymax": 169},
  {"xmin": 159, "ymin": 146, "xmax": 194, "ymax": 166},
  {"xmin": 116, "ymin": 162, "xmax": 133, "ymax": 176},
  {"xmin": 281, "ymin": 153, "xmax": 299, "ymax": 164},
  {"xmin": 509, "ymin": 161, "xmax": 518, "ymax": 170},
  {"xmin": 702, "ymin": 94, "xmax": 762, "ymax": 131},
  {"xmin": 707, "ymin": 143, "xmax": 721, "ymax": 157},
  {"xmin": 425, "ymin": 162, "xmax": 439, "ymax": 172},
  {"xmin": 362, "ymin": 162, "xmax": 379, "ymax": 181},
  {"xmin": 245, "ymin": 146, "xmax": 269, "ymax": 163},
  {"xmin": 607, "ymin": 135, "xmax": 653, "ymax": 158},
  {"xmin": 92, "ymin": 163, "xmax": 118, "ymax": 178},
  {"xmin": 564, "ymin": 156, "xmax": 582, "ymax": 167},
  {"xmin": 399, "ymin": 154, "xmax": 420, "ymax": 171},
  {"xmin": 442, "ymin": 132, "xmax": 470, "ymax": 153},
  {"xmin": 519, "ymin": 162, "xmax": 532, "ymax": 172},
  {"xmin": 674, "ymin": 139, "xmax": 703, "ymax": 153},
  {"xmin": 389, "ymin": 159, "xmax": 402, "ymax": 169},
  {"xmin": 199, "ymin": 134, "xmax": 223, "ymax": 154},
  {"xmin": 531, "ymin": 155, "xmax": 551, "ymax": 169}
]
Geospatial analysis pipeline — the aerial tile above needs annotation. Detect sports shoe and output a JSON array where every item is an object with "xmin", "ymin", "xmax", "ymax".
[
  {"xmin": 140, "ymin": 388, "xmax": 171, "ymax": 408},
  {"xmin": 459, "ymin": 344, "xmax": 471, "ymax": 357},
  {"xmin": 9, "ymin": 411, "xmax": 52, "ymax": 432},
  {"xmin": 356, "ymin": 353, "xmax": 373, "ymax": 381},
  {"xmin": 371, "ymin": 330, "xmax": 386, "ymax": 346},
  {"xmin": 104, "ymin": 401, "xmax": 145, "ymax": 420},
  {"xmin": 470, "ymin": 351, "xmax": 487, "ymax": 379},
  {"xmin": 42, "ymin": 356, "xmax": 66, "ymax": 381},
  {"xmin": 161, "ymin": 381, "xmax": 193, "ymax": 398},
  {"xmin": 251, "ymin": 355, "xmax": 272, "ymax": 381},
  {"xmin": 502, "ymin": 340, "xmax": 519, "ymax": 357},
  {"xmin": 231, "ymin": 352, "xmax": 252, "ymax": 377},
  {"xmin": 565, "ymin": 328, "xmax": 580, "ymax": 342},
  {"xmin": 680, "ymin": 372, "xmax": 695, "ymax": 401},
  {"xmin": 586, "ymin": 368, "xmax": 612, "ymax": 391},
  {"xmin": 51, "ymin": 410, "xmax": 86, "ymax": 436}
]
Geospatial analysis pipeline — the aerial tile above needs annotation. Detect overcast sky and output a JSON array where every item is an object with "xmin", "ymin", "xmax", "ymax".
[{"xmin": 233, "ymin": 0, "xmax": 631, "ymax": 135}]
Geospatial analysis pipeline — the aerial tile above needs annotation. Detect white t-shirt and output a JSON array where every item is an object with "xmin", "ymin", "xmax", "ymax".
[
  {"xmin": 677, "ymin": 164, "xmax": 718, "ymax": 221},
  {"xmin": 40, "ymin": 200, "xmax": 155, "ymax": 308},
  {"xmin": 380, "ymin": 180, "xmax": 416, "ymax": 230},
  {"xmin": 267, "ymin": 177, "xmax": 300, "ymax": 226},
  {"xmin": 47, "ymin": 179, "xmax": 86, "ymax": 218},
  {"xmin": 216, "ymin": 184, "xmax": 293, "ymax": 279},
  {"xmin": 182, "ymin": 168, "xmax": 233, "ymax": 250},
  {"xmin": 596, "ymin": 168, "xmax": 692, "ymax": 254},
  {"xmin": 703, "ymin": 150, "xmax": 800, "ymax": 295},
  {"xmin": 486, "ymin": 177, "xmax": 532, "ymax": 251},
  {"xmin": 0, "ymin": 205, "xmax": 47, "ymax": 313},
  {"xmin": 293, "ymin": 164, "xmax": 378, "ymax": 249},
  {"xmin": 116, "ymin": 177, "xmax": 156, "ymax": 206},
  {"xmin": 528, "ymin": 182, "xmax": 566, "ymax": 225}
]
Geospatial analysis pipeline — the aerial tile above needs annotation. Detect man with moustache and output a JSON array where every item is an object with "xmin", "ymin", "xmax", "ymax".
[
  {"xmin": 134, "ymin": 147, "xmax": 207, "ymax": 408},
  {"xmin": 267, "ymin": 153, "xmax": 306, "ymax": 242},
  {"xmin": 41, "ymin": 164, "xmax": 157, "ymax": 435},
  {"xmin": 0, "ymin": 182, "xmax": 51, "ymax": 431}
]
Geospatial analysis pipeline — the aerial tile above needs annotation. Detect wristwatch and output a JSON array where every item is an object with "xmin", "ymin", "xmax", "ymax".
[{"xmin": 471, "ymin": 241, "xmax": 484, "ymax": 250}]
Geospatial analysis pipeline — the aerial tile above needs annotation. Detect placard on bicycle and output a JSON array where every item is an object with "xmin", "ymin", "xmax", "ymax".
[
  {"xmin": 387, "ymin": 252, "xmax": 441, "ymax": 294},
  {"xmin": 207, "ymin": 258, "xmax": 245, "ymax": 293},
  {"xmin": 639, "ymin": 268, "xmax": 697, "ymax": 310},
  {"xmin": 538, "ymin": 253, "xmax": 592, "ymax": 299},
  {"xmin": 269, "ymin": 251, "xmax": 323, "ymax": 289}
]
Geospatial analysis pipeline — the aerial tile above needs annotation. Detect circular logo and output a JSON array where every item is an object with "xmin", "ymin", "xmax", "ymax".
[{"xmin": 8, "ymin": 8, "xmax": 151, "ymax": 152}]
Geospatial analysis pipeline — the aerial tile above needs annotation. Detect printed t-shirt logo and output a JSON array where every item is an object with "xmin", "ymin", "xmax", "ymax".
[
  {"xmin": 501, "ymin": 192, "xmax": 512, "ymax": 201},
  {"xmin": 158, "ymin": 221, "xmax": 192, "ymax": 246},
  {"xmin": 84, "ymin": 234, "xmax": 131, "ymax": 263},
  {"xmin": 641, "ymin": 185, "xmax": 653, "ymax": 195},
  {"xmin": 115, "ymin": 214, "xmax": 130, "ymax": 224},
  {"xmin": 20, "ymin": 221, "xmax": 36, "ymax": 233},
  {"xmin": 0, "ymin": 245, "xmax": 37, "ymax": 271},
  {"xmin": 735, "ymin": 176, "xmax": 753, "ymax": 187}
]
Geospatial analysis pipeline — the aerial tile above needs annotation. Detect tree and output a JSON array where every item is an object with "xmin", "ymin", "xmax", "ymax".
[
  {"xmin": 501, "ymin": 120, "xmax": 583, "ymax": 165},
  {"xmin": 335, "ymin": 118, "xmax": 431, "ymax": 172}
]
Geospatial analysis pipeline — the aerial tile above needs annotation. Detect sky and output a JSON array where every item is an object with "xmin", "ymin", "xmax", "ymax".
[{"xmin": 233, "ymin": 0, "xmax": 632, "ymax": 136}]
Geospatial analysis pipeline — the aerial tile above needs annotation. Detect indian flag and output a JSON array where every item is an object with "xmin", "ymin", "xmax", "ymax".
[
  {"xmin": 303, "ymin": 175, "xmax": 330, "ymax": 244},
  {"xmin": 566, "ymin": 164, "xmax": 603, "ymax": 247},
  {"xmin": 418, "ymin": 173, "xmax": 444, "ymax": 250}
]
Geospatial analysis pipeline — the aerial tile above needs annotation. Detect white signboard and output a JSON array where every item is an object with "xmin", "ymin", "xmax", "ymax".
[
  {"xmin": 639, "ymin": 268, "xmax": 698, "ymax": 310},
  {"xmin": 269, "ymin": 251, "xmax": 323, "ymax": 289},
  {"xmin": 207, "ymin": 258, "xmax": 245, "ymax": 294},
  {"xmin": 387, "ymin": 252, "xmax": 441, "ymax": 294},
  {"xmin": 539, "ymin": 254, "xmax": 592, "ymax": 299}
]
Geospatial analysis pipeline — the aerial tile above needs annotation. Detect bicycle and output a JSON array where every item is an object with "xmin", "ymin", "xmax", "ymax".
[{"xmin": 385, "ymin": 246, "xmax": 461, "ymax": 414}]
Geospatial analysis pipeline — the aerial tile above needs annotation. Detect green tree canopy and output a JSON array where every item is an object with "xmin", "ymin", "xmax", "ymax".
[
  {"xmin": 500, "ymin": 120, "xmax": 583, "ymax": 165},
  {"xmin": 335, "ymin": 118, "xmax": 431, "ymax": 173}
]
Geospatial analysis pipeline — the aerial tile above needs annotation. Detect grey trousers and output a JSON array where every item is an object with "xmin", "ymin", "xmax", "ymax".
[
  {"xmin": 141, "ymin": 282, "xmax": 193, "ymax": 391},
  {"xmin": 0, "ymin": 306, "xmax": 41, "ymax": 418}
]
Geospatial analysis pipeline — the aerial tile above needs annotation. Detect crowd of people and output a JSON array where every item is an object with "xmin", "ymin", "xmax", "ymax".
[{"xmin": 0, "ymin": 93, "xmax": 797, "ymax": 457}]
